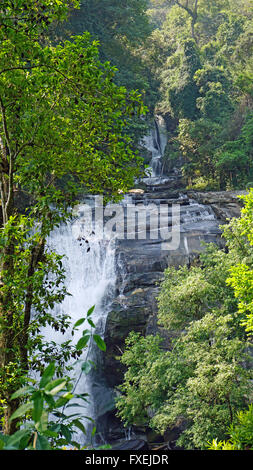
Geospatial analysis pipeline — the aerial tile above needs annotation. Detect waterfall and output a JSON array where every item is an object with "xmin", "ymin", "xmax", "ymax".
[
  {"xmin": 41, "ymin": 203, "xmax": 117, "ymax": 445},
  {"xmin": 35, "ymin": 119, "xmax": 220, "ymax": 449},
  {"xmin": 142, "ymin": 114, "xmax": 168, "ymax": 182}
]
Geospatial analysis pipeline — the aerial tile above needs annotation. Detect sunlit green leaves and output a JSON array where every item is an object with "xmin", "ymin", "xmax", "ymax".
[
  {"xmin": 39, "ymin": 362, "xmax": 56, "ymax": 388},
  {"xmin": 93, "ymin": 335, "xmax": 106, "ymax": 352},
  {"xmin": 9, "ymin": 401, "xmax": 33, "ymax": 423},
  {"xmin": 76, "ymin": 335, "xmax": 90, "ymax": 351},
  {"xmin": 2, "ymin": 358, "xmax": 92, "ymax": 449}
]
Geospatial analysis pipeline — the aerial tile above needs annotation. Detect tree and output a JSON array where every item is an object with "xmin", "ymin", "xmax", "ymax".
[
  {"xmin": 162, "ymin": 38, "xmax": 201, "ymax": 120},
  {"xmin": 148, "ymin": 0, "xmax": 253, "ymax": 190},
  {"xmin": 54, "ymin": 0, "xmax": 159, "ymax": 141},
  {"xmin": 223, "ymin": 189, "xmax": 253, "ymax": 335},
  {"xmin": 208, "ymin": 190, "xmax": 253, "ymax": 450},
  {"xmin": 0, "ymin": 0, "xmax": 146, "ymax": 434},
  {"xmin": 174, "ymin": 1, "xmax": 199, "ymax": 41},
  {"xmin": 116, "ymin": 309, "xmax": 252, "ymax": 449},
  {"xmin": 153, "ymin": 1, "xmax": 200, "ymax": 41},
  {"xmin": 215, "ymin": 112, "xmax": 253, "ymax": 188},
  {"xmin": 54, "ymin": 0, "xmax": 157, "ymax": 115}
]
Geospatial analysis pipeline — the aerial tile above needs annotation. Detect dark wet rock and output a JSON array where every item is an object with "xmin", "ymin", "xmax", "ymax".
[
  {"xmin": 104, "ymin": 189, "xmax": 240, "ymax": 389},
  {"xmin": 104, "ymin": 286, "xmax": 158, "ymax": 387},
  {"xmin": 187, "ymin": 190, "xmax": 246, "ymax": 223},
  {"xmin": 163, "ymin": 418, "xmax": 188, "ymax": 444},
  {"xmin": 112, "ymin": 439, "xmax": 150, "ymax": 450},
  {"xmin": 102, "ymin": 187, "xmax": 245, "ymax": 444}
]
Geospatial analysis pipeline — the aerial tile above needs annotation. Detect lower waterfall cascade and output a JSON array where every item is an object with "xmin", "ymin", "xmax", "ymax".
[{"xmin": 42, "ymin": 212, "xmax": 118, "ymax": 444}]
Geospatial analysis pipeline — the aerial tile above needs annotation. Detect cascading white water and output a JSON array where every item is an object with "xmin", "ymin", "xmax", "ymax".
[
  {"xmin": 141, "ymin": 114, "xmax": 168, "ymax": 183},
  {"xmin": 41, "ymin": 203, "xmax": 117, "ymax": 445}
]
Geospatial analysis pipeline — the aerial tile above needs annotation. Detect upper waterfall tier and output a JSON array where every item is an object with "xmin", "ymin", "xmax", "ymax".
[{"xmin": 141, "ymin": 115, "xmax": 169, "ymax": 184}]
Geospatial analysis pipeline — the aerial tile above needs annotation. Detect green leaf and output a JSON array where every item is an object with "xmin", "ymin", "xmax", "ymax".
[
  {"xmin": 60, "ymin": 424, "xmax": 72, "ymax": 443},
  {"xmin": 36, "ymin": 434, "xmax": 51, "ymax": 450},
  {"xmin": 32, "ymin": 393, "xmax": 44, "ymax": 423},
  {"xmin": 76, "ymin": 335, "xmax": 90, "ymax": 350},
  {"xmin": 65, "ymin": 402, "xmax": 82, "ymax": 409},
  {"xmin": 44, "ymin": 393, "xmax": 55, "ymax": 408},
  {"xmin": 9, "ymin": 401, "xmax": 33, "ymax": 422},
  {"xmin": 43, "ymin": 429, "xmax": 58, "ymax": 438},
  {"xmin": 81, "ymin": 360, "xmax": 93, "ymax": 374},
  {"xmin": 2, "ymin": 429, "xmax": 31, "ymax": 450},
  {"xmin": 73, "ymin": 318, "xmax": 86, "ymax": 329},
  {"xmin": 75, "ymin": 393, "xmax": 89, "ymax": 403},
  {"xmin": 54, "ymin": 396, "xmax": 69, "ymax": 408},
  {"xmin": 81, "ymin": 329, "xmax": 90, "ymax": 336},
  {"xmin": 72, "ymin": 419, "xmax": 86, "ymax": 435},
  {"xmin": 45, "ymin": 378, "xmax": 66, "ymax": 391},
  {"xmin": 88, "ymin": 318, "xmax": 96, "ymax": 328},
  {"xmin": 39, "ymin": 362, "xmax": 56, "ymax": 388},
  {"xmin": 11, "ymin": 386, "xmax": 35, "ymax": 400},
  {"xmin": 49, "ymin": 424, "xmax": 61, "ymax": 434},
  {"xmin": 45, "ymin": 379, "xmax": 67, "ymax": 396},
  {"xmin": 35, "ymin": 411, "xmax": 49, "ymax": 433},
  {"xmin": 93, "ymin": 334, "xmax": 106, "ymax": 351},
  {"xmin": 62, "ymin": 392, "xmax": 74, "ymax": 400},
  {"xmin": 87, "ymin": 305, "xmax": 95, "ymax": 317}
]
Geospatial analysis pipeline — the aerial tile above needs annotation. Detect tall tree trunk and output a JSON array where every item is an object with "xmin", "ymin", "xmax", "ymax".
[
  {"xmin": 20, "ymin": 238, "xmax": 45, "ymax": 371},
  {"xmin": 175, "ymin": 0, "xmax": 199, "ymax": 42},
  {"xmin": 0, "ymin": 239, "xmax": 20, "ymax": 434},
  {"xmin": 191, "ymin": 13, "xmax": 198, "ymax": 42},
  {"xmin": 0, "ymin": 163, "xmax": 20, "ymax": 434}
]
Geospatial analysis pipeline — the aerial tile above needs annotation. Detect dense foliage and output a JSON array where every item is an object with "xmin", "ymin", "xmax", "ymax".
[
  {"xmin": 145, "ymin": 0, "xmax": 253, "ymax": 189},
  {"xmin": 53, "ymin": 0, "xmax": 159, "ymax": 142},
  {"xmin": 116, "ymin": 190, "xmax": 253, "ymax": 450},
  {"xmin": 49, "ymin": 0, "xmax": 253, "ymax": 188},
  {"xmin": 0, "ymin": 312, "xmax": 108, "ymax": 450},
  {"xmin": 0, "ymin": 0, "xmax": 146, "ymax": 435}
]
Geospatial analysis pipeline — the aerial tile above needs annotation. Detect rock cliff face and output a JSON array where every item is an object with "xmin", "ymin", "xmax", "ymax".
[
  {"xmin": 104, "ymin": 187, "xmax": 245, "ymax": 388},
  {"xmin": 98, "ymin": 183, "xmax": 245, "ymax": 447},
  {"xmin": 97, "ymin": 118, "xmax": 246, "ymax": 447},
  {"xmin": 187, "ymin": 190, "xmax": 247, "ymax": 222}
]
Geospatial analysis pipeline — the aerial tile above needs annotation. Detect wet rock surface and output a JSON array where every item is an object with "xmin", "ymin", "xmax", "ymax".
[
  {"xmin": 104, "ymin": 188, "xmax": 225, "ymax": 386},
  {"xmin": 99, "ymin": 186, "xmax": 245, "ymax": 447},
  {"xmin": 187, "ymin": 190, "xmax": 246, "ymax": 223},
  {"xmin": 97, "ymin": 116, "xmax": 246, "ymax": 447}
]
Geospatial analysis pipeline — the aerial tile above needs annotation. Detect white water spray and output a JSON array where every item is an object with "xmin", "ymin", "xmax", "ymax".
[
  {"xmin": 42, "ymin": 208, "xmax": 117, "ymax": 444},
  {"xmin": 142, "ymin": 115, "xmax": 168, "ymax": 184}
]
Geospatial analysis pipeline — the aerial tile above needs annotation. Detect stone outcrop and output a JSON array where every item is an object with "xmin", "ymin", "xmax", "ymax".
[
  {"xmin": 98, "ymin": 186, "xmax": 246, "ymax": 446},
  {"xmin": 104, "ymin": 188, "xmax": 245, "ymax": 387},
  {"xmin": 187, "ymin": 190, "xmax": 246, "ymax": 223}
]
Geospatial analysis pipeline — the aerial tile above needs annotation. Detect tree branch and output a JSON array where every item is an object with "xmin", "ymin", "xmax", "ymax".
[
  {"xmin": 0, "ymin": 97, "xmax": 11, "ymax": 155},
  {"xmin": 174, "ymin": 0, "xmax": 198, "ymax": 41},
  {"xmin": 174, "ymin": 0, "xmax": 194, "ymax": 17},
  {"xmin": 20, "ymin": 237, "xmax": 46, "ymax": 370},
  {"xmin": 194, "ymin": 0, "xmax": 198, "ymax": 15},
  {"xmin": 0, "ymin": 97, "xmax": 14, "ymax": 221}
]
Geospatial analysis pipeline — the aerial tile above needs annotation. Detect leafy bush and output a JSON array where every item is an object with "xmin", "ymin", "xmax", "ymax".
[{"xmin": 208, "ymin": 405, "xmax": 253, "ymax": 450}]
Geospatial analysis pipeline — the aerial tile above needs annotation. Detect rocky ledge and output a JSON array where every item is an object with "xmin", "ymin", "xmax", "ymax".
[
  {"xmin": 187, "ymin": 190, "xmax": 246, "ymax": 223},
  {"xmin": 98, "ymin": 188, "xmax": 246, "ymax": 447}
]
